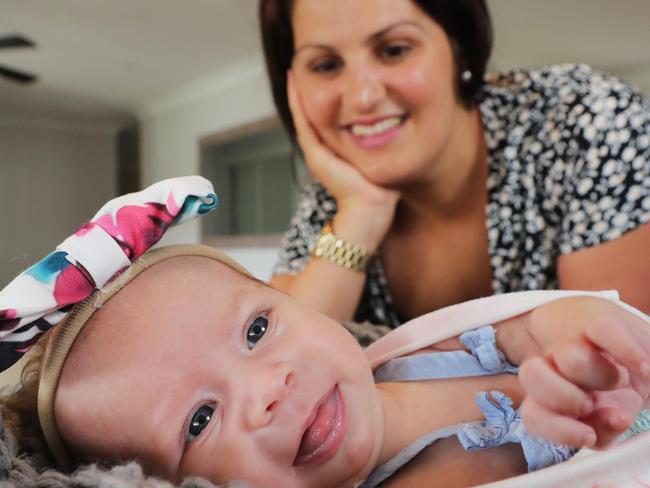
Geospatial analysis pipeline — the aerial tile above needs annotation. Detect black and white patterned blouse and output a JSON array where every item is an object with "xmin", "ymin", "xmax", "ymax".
[{"xmin": 273, "ymin": 64, "xmax": 650, "ymax": 327}]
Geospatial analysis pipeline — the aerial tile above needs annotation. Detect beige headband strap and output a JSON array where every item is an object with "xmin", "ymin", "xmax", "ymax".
[{"xmin": 37, "ymin": 244, "xmax": 252, "ymax": 468}]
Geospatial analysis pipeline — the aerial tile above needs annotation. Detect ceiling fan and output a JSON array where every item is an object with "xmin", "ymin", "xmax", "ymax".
[{"xmin": 0, "ymin": 34, "xmax": 38, "ymax": 84}]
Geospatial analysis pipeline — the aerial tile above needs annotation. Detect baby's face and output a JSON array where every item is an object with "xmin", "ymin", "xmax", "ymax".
[{"xmin": 55, "ymin": 256, "xmax": 383, "ymax": 487}]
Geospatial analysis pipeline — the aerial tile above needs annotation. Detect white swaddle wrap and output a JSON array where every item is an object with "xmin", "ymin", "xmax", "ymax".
[{"xmin": 364, "ymin": 290, "xmax": 650, "ymax": 487}]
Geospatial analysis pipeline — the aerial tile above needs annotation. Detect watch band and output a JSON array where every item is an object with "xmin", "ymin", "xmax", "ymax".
[{"xmin": 311, "ymin": 223, "xmax": 371, "ymax": 272}]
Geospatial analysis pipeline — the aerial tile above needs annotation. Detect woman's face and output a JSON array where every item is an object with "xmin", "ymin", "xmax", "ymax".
[
  {"xmin": 291, "ymin": 0, "xmax": 465, "ymax": 187},
  {"xmin": 54, "ymin": 257, "xmax": 383, "ymax": 488}
]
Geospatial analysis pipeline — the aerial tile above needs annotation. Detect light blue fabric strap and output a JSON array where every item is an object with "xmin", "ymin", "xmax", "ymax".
[
  {"xmin": 364, "ymin": 327, "xmax": 574, "ymax": 485},
  {"xmin": 373, "ymin": 325, "xmax": 518, "ymax": 383},
  {"xmin": 362, "ymin": 390, "xmax": 575, "ymax": 487},
  {"xmin": 457, "ymin": 391, "xmax": 576, "ymax": 472}
]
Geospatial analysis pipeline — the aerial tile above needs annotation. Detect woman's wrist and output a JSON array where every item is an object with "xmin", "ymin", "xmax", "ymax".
[
  {"xmin": 311, "ymin": 223, "xmax": 371, "ymax": 273},
  {"xmin": 333, "ymin": 200, "xmax": 396, "ymax": 253}
]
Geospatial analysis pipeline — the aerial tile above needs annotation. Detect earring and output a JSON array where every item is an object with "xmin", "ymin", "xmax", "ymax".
[{"xmin": 461, "ymin": 70, "xmax": 472, "ymax": 83}]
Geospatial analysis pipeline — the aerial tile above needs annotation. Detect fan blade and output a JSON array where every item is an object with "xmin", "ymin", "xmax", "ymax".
[
  {"xmin": 0, "ymin": 35, "xmax": 36, "ymax": 49},
  {"xmin": 0, "ymin": 65, "xmax": 37, "ymax": 84}
]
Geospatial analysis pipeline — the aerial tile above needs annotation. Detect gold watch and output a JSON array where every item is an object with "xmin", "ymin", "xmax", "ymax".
[{"xmin": 311, "ymin": 223, "xmax": 370, "ymax": 272}]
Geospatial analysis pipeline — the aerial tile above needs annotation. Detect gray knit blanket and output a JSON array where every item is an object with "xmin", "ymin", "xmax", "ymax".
[{"xmin": 0, "ymin": 407, "xmax": 248, "ymax": 488}]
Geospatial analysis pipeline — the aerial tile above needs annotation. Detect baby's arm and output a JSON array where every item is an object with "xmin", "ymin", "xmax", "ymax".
[
  {"xmin": 379, "ymin": 372, "xmax": 529, "ymax": 486},
  {"xmin": 494, "ymin": 296, "xmax": 650, "ymax": 448}
]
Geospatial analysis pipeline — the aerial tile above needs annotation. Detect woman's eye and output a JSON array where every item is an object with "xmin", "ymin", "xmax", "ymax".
[
  {"xmin": 187, "ymin": 404, "xmax": 215, "ymax": 442},
  {"xmin": 378, "ymin": 43, "xmax": 411, "ymax": 61},
  {"xmin": 310, "ymin": 57, "xmax": 342, "ymax": 74},
  {"xmin": 246, "ymin": 316, "xmax": 269, "ymax": 350}
]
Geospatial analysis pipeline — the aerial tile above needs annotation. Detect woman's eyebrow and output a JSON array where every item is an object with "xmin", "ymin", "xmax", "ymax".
[
  {"xmin": 369, "ymin": 20, "xmax": 425, "ymax": 42},
  {"xmin": 294, "ymin": 20, "xmax": 424, "ymax": 56}
]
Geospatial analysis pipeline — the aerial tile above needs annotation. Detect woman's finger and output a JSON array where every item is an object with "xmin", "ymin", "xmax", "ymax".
[
  {"xmin": 286, "ymin": 70, "xmax": 352, "ymax": 182},
  {"xmin": 521, "ymin": 397, "xmax": 596, "ymax": 448},
  {"xmin": 287, "ymin": 71, "xmax": 321, "ymax": 148},
  {"xmin": 519, "ymin": 356, "xmax": 594, "ymax": 418},
  {"xmin": 287, "ymin": 71, "xmax": 332, "ymax": 156}
]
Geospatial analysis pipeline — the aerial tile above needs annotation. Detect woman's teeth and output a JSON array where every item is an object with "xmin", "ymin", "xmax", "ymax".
[{"xmin": 350, "ymin": 117, "xmax": 402, "ymax": 137}]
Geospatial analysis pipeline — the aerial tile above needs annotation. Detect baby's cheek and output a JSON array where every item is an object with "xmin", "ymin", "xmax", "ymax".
[{"xmin": 180, "ymin": 443, "xmax": 238, "ymax": 486}]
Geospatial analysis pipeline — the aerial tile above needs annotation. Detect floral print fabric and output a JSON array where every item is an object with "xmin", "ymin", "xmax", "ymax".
[{"xmin": 273, "ymin": 64, "xmax": 650, "ymax": 327}]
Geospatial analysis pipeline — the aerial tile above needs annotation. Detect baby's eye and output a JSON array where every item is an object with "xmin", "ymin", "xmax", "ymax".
[
  {"xmin": 187, "ymin": 404, "xmax": 214, "ymax": 442},
  {"xmin": 246, "ymin": 316, "xmax": 268, "ymax": 350}
]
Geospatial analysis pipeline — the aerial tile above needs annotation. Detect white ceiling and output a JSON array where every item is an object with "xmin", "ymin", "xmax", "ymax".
[
  {"xmin": 0, "ymin": 0, "xmax": 649, "ymax": 129},
  {"xmin": 0, "ymin": 0, "xmax": 261, "ymax": 127}
]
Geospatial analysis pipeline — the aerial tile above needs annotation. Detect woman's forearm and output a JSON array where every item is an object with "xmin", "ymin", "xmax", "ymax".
[
  {"xmin": 270, "ymin": 261, "xmax": 367, "ymax": 321},
  {"xmin": 270, "ymin": 205, "xmax": 392, "ymax": 321}
]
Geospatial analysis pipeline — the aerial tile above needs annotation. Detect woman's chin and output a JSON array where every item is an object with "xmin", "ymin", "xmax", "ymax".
[{"xmin": 361, "ymin": 167, "xmax": 425, "ymax": 189}]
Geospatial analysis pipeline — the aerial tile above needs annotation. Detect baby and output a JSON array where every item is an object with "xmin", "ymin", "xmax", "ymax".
[{"xmin": 1, "ymin": 177, "xmax": 649, "ymax": 487}]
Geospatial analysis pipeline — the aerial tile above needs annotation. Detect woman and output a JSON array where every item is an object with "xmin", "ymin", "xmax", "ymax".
[{"xmin": 259, "ymin": 0, "xmax": 650, "ymax": 325}]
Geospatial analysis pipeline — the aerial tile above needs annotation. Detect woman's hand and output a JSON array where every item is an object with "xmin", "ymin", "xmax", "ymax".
[
  {"xmin": 511, "ymin": 298, "xmax": 650, "ymax": 449},
  {"xmin": 287, "ymin": 71, "xmax": 399, "ymax": 249}
]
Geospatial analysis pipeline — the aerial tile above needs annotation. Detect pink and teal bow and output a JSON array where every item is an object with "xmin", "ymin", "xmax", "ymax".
[{"xmin": 0, "ymin": 176, "xmax": 218, "ymax": 371}]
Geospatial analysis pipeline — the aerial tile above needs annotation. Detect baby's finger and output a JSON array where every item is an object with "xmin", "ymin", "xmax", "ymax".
[
  {"xmin": 580, "ymin": 406, "xmax": 634, "ymax": 449},
  {"xmin": 519, "ymin": 357, "xmax": 593, "ymax": 418},
  {"xmin": 550, "ymin": 340, "xmax": 623, "ymax": 391},
  {"xmin": 521, "ymin": 398, "xmax": 596, "ymax": 448},
  {"xmin": 625, "ymin": 317, "xmax": 650, "ymax": 356},
  {"xmin": 585, "ymin": 311, "xmax": 650, "ymax": 377}
]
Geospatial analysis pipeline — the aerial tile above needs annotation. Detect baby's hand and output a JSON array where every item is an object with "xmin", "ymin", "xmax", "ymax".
[{"xmin": 515, "ymin": 297, "xmax": 650, "ymax": 449}]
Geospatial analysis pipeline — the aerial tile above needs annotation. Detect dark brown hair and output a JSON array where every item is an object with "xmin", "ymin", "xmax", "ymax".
[{"xmin": 259, "ymin": 0, "xmax": 493, "ymax": 141}]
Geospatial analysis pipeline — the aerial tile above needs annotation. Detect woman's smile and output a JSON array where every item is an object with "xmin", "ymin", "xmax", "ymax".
[{"xmin": 345, "ymin": 115, "xmax": 409, "ymax": 149}]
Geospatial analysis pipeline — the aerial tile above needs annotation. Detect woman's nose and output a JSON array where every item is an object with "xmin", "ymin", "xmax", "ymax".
[
  {"xmin": 243, "ymin": 363, "xmax": 295, "ymax": 430},
  {"xmin": 345, "ymin": 70, "xmax": 386, "ymax": 113}
]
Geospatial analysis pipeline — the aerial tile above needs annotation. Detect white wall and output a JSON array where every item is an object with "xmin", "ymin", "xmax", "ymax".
[
  {"xmin": 219, "ymin": 246, "xmax": 280, "ymax": 282},
  {"xmin": 138, "ymin": 55, "xmax": 281, "ymax": 275},
  {"xmin": 0, "ymin": 120, "xmax": 117, "ymax": 285}
]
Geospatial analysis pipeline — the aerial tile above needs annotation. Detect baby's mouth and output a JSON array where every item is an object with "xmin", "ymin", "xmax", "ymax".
[{"xmin": 293, "ymin": 385, "xmax": 347, "ymax": 467}]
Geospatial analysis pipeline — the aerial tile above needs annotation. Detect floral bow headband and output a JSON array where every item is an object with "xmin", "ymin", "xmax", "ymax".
[{"xmin": 0, "ymin": 175, "xmax": 217, "ymax": 372}]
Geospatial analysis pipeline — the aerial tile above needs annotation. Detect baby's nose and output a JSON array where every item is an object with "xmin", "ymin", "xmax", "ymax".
[{"xmin": 244, "ymin": 364, "xmax": 295, "ymax": 430}]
